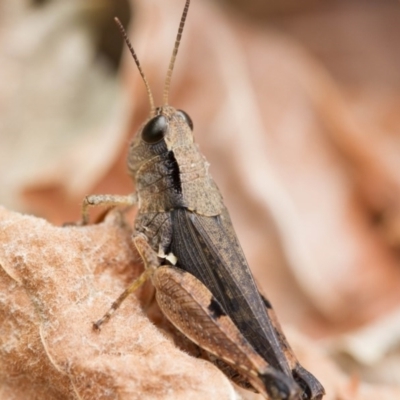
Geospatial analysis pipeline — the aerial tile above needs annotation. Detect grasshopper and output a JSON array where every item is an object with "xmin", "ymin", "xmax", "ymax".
[{"xmin": 84, "ymin": 1, "xmax": 325, "ymax": 399}]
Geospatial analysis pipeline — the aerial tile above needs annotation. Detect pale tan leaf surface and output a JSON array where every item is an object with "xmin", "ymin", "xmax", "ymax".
[
  {"xmin": 0, "ymin": 206, "xmax": 240, "ymax": 400},
  {"xmin": 2, "ymin": 0, "xmax": 400, "ymax": 398}
]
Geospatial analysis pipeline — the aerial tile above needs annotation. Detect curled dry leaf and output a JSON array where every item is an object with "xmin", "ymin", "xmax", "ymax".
[{"xmin": 0, "ymin": 206, "xmax": 239, "ymax": 400}]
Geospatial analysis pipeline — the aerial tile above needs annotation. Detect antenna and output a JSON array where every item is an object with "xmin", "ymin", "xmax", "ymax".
[
  {"xmin": 163, "ymin": 0, "xmax": 190, "ymax": 106},
  {"xmin": 114, "ymin": 17, "xmax": 155, "ymax": 114}
]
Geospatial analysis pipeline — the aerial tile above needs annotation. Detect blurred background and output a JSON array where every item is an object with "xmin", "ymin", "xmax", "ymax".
[{"xmin": 1, "ymin": 0, "xmax": 400, "ymax": 398}]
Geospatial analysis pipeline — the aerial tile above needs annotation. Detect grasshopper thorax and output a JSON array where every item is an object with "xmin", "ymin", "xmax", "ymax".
[{"xmin": 127, "ymin": 103, "xmax": 224, "ymax": 216}]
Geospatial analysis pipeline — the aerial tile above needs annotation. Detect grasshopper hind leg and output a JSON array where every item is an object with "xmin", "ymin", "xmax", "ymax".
[
  {"xmin": 209, "ymin": 355, "xmax": 301, "ymax": 400},
  {"xmin": 153, "ymin": 265, "xmax": 301, "ymax": 400},
  {"xmin": 207, "ymin": 354, "xmax": 258, "ymax": 393}
]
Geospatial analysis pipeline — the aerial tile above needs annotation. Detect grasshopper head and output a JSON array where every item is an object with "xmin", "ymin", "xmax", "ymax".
[
  {"xmin": 116, "ymin": 0, "xmax": 192, "ymax": 181},
  {"xmin": 140, "ymin": 106, "xmax": 193, "ymax": 146},
  {"xmin": 127, "ymin": 105, "xmax": 195, "ymax": 177}
]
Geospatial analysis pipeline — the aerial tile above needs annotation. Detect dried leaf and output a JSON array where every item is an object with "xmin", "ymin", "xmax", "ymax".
[{"xmin": 0, "ymin": 206, "xmax": 239, "ymax": 399}]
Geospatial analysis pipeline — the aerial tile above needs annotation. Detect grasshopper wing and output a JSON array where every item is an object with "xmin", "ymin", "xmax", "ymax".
[{"xmin": 169, "ymin": 208, "xmax": 324, "ymax": 399}]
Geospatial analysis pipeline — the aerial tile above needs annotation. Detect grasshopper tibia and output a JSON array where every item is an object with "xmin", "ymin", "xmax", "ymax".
[
  {"xmin": 93, "ymin": 234, "xmax": 159, "ymax": 330},
  {"xmin": 93, "ymin": 268, "xmax": 154, "ymax": 330}
]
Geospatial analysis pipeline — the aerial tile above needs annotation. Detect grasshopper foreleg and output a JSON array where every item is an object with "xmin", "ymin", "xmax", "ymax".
[{"xmin": 81, "ymin": 193, "xmax": 137, "ymax": 225}]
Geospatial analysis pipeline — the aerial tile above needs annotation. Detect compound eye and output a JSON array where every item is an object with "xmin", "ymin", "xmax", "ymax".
[
  {"xmin": 142, "ymin": 115, "xmax": 168, "ymax": 144},
  {"xmin": 176, "ymin": 109, "xmax": 193, "ymax": 130}
]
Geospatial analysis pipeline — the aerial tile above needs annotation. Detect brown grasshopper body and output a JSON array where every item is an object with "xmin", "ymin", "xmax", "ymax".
[{"xmin": 88, "ymin": 1, "xmax": 325, "ymax": 399}]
